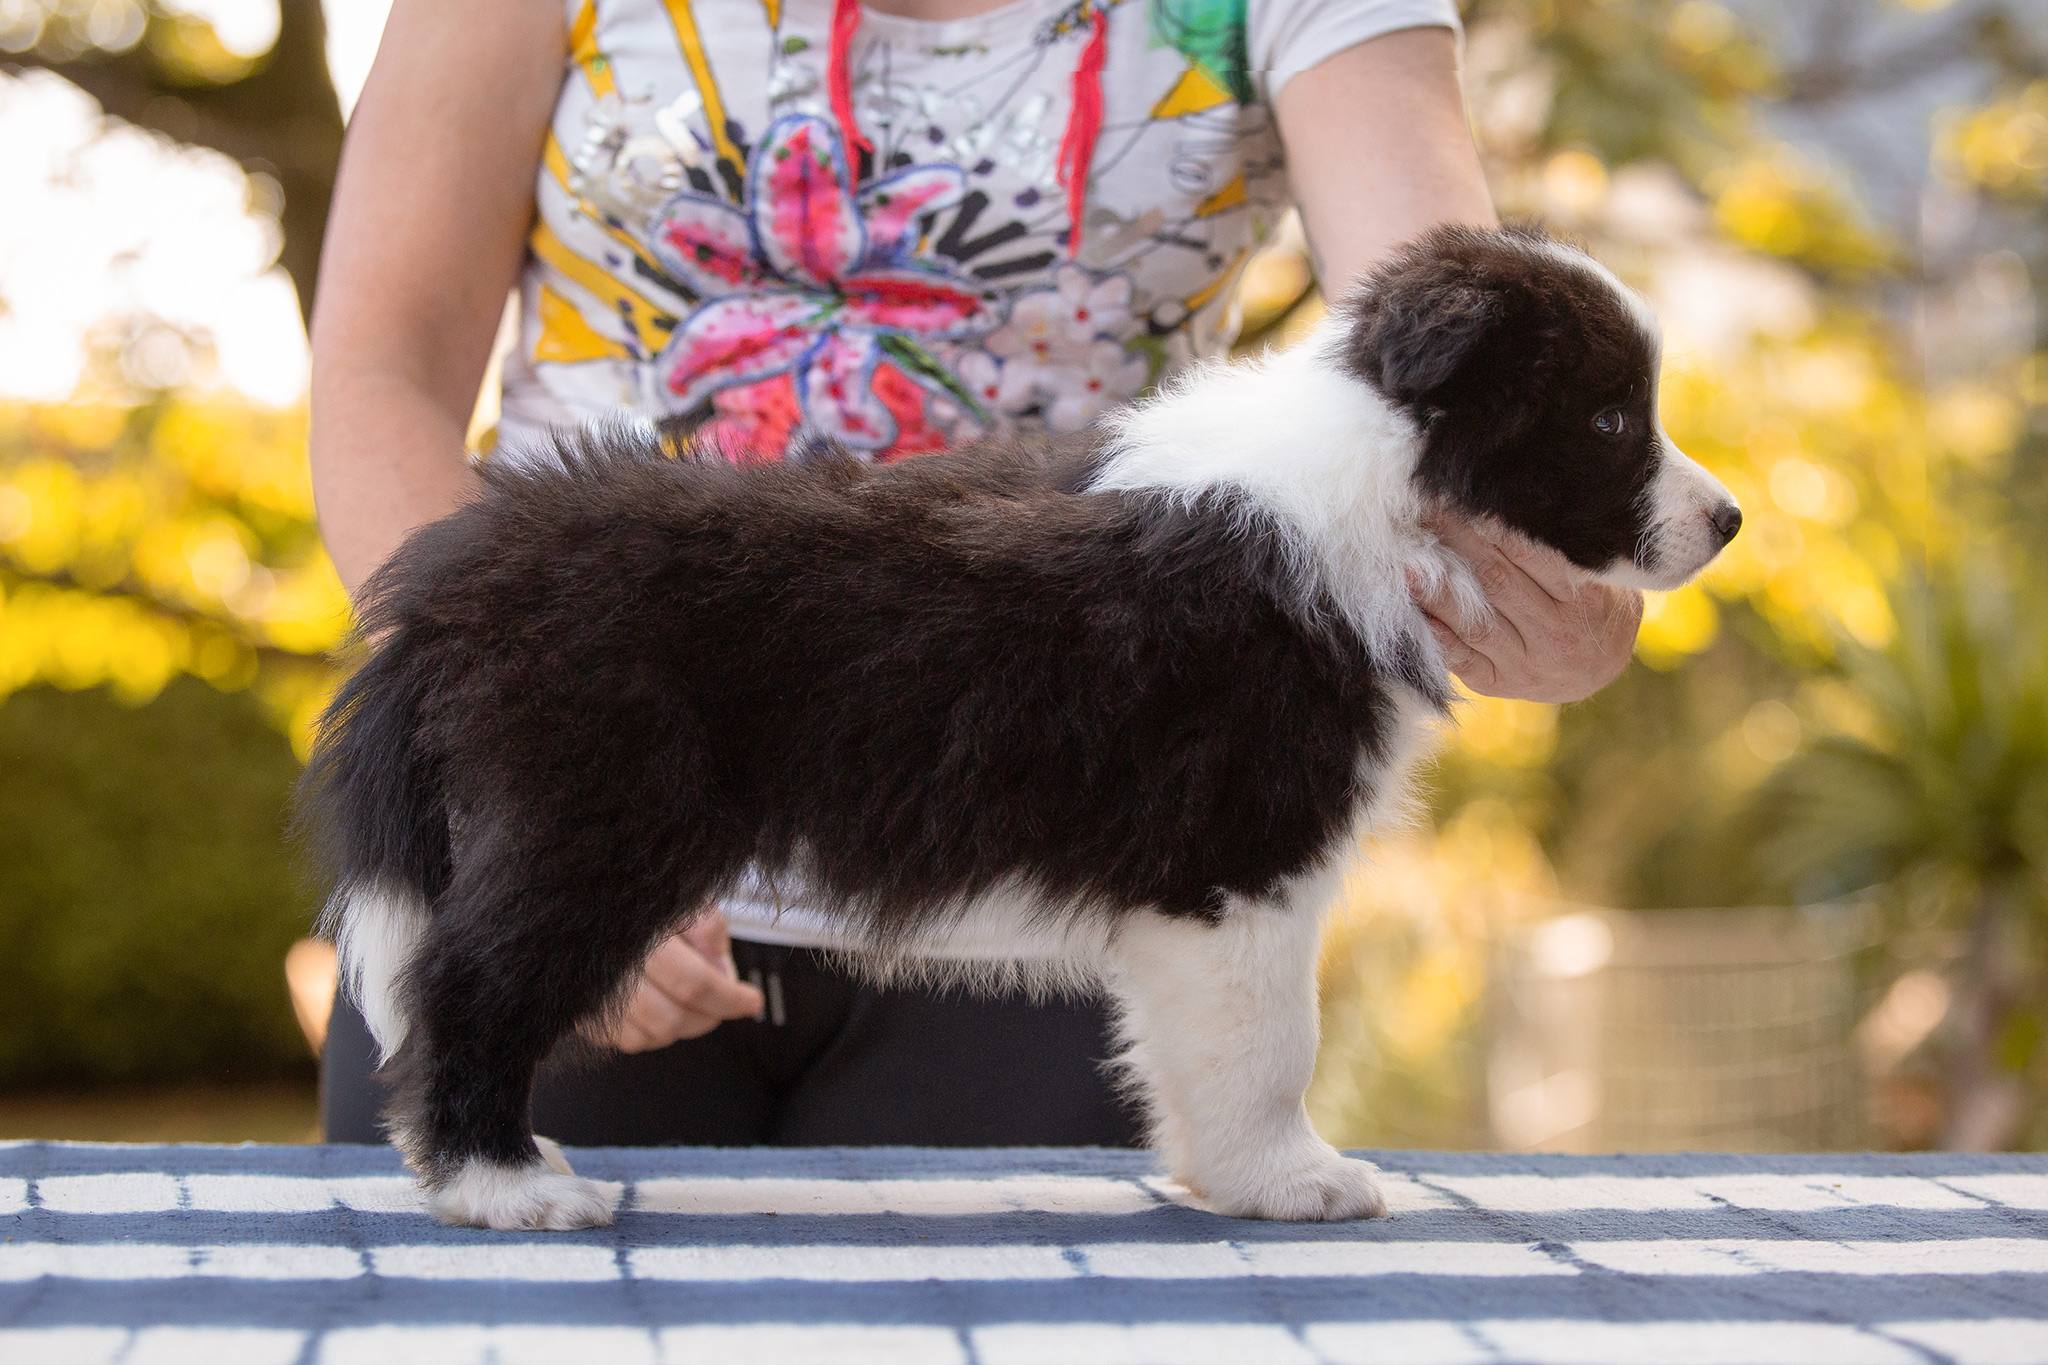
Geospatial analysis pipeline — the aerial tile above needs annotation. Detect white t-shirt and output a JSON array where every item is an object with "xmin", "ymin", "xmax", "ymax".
[{"xmin": 496, "ymin": 0, "xmax": 1458, "ymax": 951}]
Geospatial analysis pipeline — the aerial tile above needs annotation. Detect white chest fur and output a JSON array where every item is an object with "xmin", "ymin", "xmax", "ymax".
[{"xmin": 1090, "ymin": 329, "xmax": 1485, "ymax": 677}]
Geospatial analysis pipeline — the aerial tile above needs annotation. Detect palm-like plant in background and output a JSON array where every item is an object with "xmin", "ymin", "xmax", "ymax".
[{"xmin": 1752, "ymin": 558, "xmax": 2048, "ymax": 1149}]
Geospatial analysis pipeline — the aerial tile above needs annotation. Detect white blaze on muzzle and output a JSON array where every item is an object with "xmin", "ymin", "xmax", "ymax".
[{"xmin": 1603, "ymin": 435, "xmax": 1742, "ymax": 591}]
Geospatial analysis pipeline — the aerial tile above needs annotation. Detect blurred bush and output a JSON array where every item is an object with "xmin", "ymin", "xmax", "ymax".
[
  {"xmin": 1752, "ymin": 562, "xmax": 2048, "ymax": 1150},
  {"xmin": 0, "ymin": 675, "xmax": 315, "ymax": 1085}
]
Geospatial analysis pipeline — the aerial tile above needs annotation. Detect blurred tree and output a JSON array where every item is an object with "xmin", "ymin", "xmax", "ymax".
[
  {"xmin": 3, "ymin": 0, "xmax": 343, "ymax": 320},
  {"xmin": 0, "ymin": 4, "xmax": 349, "ymax": 1090},
  {"xmin": 0, "ymin": 396, "xmax": 349, "ymax": 752}
]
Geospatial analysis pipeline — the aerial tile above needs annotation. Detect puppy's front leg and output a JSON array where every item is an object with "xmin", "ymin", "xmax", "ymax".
[{"xmin": 1103, "ymin": 900, "xmax": 1385, "ymax": 1221}]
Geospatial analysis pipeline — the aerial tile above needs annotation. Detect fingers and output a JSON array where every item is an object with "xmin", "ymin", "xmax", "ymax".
[
  {"xmin": 612, "ymin": 975, "xmax": 724, "ymax": 1053},
  {"xmin": 643, "ymin": 932, "xmax": 764, "ymax": 1020},
  {"xmin": 680, "ymin": 908, "xmax": 738, "ymax": 979},
  {"xmin": 1429, "ymin": 515, "xmax": 1554, "ymax": 620},
  {"xmin": 1408, "ymin": 563, "xmax": 1475, "ymax": 632},
  {"xmin": 1421, "ymin": 610, "xmax": 1498, "ymax": 693},
  {"xmin": 1408, "ymin": 565, "xmax": 1525, "ymax": 668},
  {"xmin": 1482, "ymin": 521, "xmax": 1585, "ymax": 603},
  {"xmin": 1410, "ymin": 524, "xmax": 1532, "ymax": 680},
  {"xmin": 1416, "ymin": 513, "xmax": 1645, "ymax": 703},
  {"xmin": 611, "ymin": 927, "xmax": 765, "ymax": 1054}
]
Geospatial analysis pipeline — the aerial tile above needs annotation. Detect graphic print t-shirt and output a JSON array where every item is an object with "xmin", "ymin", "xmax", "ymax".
[
  {"xmin": 498, "ymin": 0, "xmax": 1458, "ymax": 952},
  {"xmin": 497, "ymin": 0, "xmax": 1461, "ymax": 466}
]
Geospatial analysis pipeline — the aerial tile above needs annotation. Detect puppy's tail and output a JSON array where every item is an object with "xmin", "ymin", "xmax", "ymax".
[{"xmin": 300, "ymin": 632, "xmax": 451, "ymax": 1064}]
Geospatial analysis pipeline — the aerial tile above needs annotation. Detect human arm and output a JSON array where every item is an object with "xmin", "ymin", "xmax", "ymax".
[
  {"xmin": 308, "ymin": 0, "xmax": 564, "ymax": 596},
  {"xmin": 1274, "ymin": 27, "xmax": 1643, "ymax": 702},
  {"xmin": 1273, "ymin": 26, "xmax": 1495, "ymax": 295}
]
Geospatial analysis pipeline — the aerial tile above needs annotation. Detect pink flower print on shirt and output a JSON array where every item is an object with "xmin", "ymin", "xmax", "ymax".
[
  {"xmin": 1054, "ymin": 264, "xmax": 1133, "ymax": 346},
  {"xmin": 871, "ymin": 362, "xmax": 952, "ymax": 455},
  {"xmin": 698, "ymin": 373, "xmax": 802, "ymax": 464},
  {"xmin": 1046, "ymin": 338, "xmax": 1150, "ymax": 432},
  {"xmin": 648, "ymin": 114, "xmax": 999, "ymax": 455},
  {"xmin": 972, "ymin": 262, "xmax": 1149, "ymax": 432},
  {"xmin": 954, "ymin": 350, "xmax": 1037, "ymax": 419}
]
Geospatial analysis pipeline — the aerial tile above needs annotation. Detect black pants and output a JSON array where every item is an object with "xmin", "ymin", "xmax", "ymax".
[{"xmin": 321, "ymin": 940, "xmax": 1143, "ymax": 1147}]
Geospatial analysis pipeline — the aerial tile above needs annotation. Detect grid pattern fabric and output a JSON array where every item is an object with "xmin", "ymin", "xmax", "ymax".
[{"xmin": 3, "ymin": 1143, "xmax": 2046, "ymax": 1364}]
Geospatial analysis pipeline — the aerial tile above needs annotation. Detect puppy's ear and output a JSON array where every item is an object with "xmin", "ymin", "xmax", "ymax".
[{"xmin": 1341, "ymin": 274, "xmax": 1501, "ymax": 404}]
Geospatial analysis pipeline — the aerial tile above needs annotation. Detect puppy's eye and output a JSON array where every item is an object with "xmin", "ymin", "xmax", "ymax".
[{"xmin": 1592, "ymin": 409, "xmax": 1628, "ymax": 437}]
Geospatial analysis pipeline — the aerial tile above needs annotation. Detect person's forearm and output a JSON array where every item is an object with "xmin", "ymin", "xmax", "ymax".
[
  {"xmin": 1275, "ymin": 27, "xmax": 1496, "ymax": 295},
  {"xmin": 306, "ymin": 0, "xmax": 562, "ymax": 603},
  {"xmin": 310, "ymin": 369, "xmax": 479, "ymax": 600}
]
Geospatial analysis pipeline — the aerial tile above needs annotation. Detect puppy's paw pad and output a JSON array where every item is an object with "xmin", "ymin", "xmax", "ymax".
[
  {"xmin": 1212, "ymin": 1156, "xmax": 1387, "ymax": 1222},
  {"xmin": 428, "ymin": 1160, "xmax": 616, "ymax": 1230}
]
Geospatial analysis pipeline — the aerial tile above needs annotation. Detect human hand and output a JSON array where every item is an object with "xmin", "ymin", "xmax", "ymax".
[
  {"xmin": 608, "ymin": 911, "xmax": 765, "ymax": 1053},
  {"xmin": 1413, "ymin": 514, "xmax": 1644, "ymax": 703}
]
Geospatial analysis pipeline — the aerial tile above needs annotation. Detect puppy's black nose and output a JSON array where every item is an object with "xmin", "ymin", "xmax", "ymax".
[{"xmin": 1708, "ymin": 502, "xmax": 1743, "ymax": 544}]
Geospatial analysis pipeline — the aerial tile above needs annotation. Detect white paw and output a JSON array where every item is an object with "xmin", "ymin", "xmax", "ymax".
[
  {"xmin": 1198, "ymin": 1154, "xmax": 1388, "ymax": 1222},
  {"xmin": 427, "ymin": 1157, "xmax": 616, "ymax": 1230}
]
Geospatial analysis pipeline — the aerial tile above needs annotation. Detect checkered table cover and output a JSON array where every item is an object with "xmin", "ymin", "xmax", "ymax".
[{"xmin": 4, "ymin": 1143, "xmax": 2047, "ymax": 1364}]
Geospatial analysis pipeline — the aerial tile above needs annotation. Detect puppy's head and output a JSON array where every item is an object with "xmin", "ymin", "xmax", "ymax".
[{"xmin": 1338, "ymin": 223, "xmax": 1740, "ymax": 590}]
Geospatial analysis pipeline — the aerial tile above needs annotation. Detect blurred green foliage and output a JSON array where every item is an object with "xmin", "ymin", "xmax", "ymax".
[
  {"xmin": 1756, "ymin": 564, "xmax": 2048, "ymax": 909},
  {"xmin": 1752, "ymin": 562, "xmax": 2048, "ymax": 1148},
  {"xmin": 0, "ymin": 676, "xmax": 315, "ymax": 1086},
  {"xmin": 0, "ymin": 1, "xmax": 345, "ymax": 1090}
]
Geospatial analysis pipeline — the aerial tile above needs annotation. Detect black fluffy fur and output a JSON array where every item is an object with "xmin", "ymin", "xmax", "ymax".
[
  {"xmin": 304, "ymin": 431, "xmax": 1402, "ymax": 1180},
  {"xmin": 301, "ymin": 222, "xmax": 1693, "ymax": 1188}
]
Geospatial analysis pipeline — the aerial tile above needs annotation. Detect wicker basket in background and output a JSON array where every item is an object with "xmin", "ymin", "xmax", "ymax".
[{"xmin": 1489, "ymin": 905, "xmax": 1875, "ymax": 1152}]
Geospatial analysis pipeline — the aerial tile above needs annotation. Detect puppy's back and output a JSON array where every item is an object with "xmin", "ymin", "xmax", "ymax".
[{"xmin": 359, "ymin": 425, "xmax": 1109, "ymax": 636}]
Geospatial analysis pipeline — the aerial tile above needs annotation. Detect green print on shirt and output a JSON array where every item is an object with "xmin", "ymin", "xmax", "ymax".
[{"xmin": 1149, "ymin": 0, "xmax": 1253, "ymax": 104}]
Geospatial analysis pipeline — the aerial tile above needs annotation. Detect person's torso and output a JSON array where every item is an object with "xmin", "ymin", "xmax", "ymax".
[{"xmin": 496, "ymin": 0, "xmax": 1302, "ymax": 462}]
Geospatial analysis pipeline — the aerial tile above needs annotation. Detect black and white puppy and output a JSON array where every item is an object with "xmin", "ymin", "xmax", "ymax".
[{"xmin": 305, "ymin": 224, "xmax": 1739, "ymax": 1231}]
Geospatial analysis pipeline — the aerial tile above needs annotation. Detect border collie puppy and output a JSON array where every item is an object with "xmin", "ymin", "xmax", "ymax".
[{"xmin": 305, "ymin": 224, "xmax": 1739, "ymax": 1231}]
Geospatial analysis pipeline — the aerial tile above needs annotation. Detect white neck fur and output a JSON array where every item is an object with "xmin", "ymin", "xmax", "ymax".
[{"xmin": 1089, "ymin": 327, "xmax": 1485, "ymax": 681}]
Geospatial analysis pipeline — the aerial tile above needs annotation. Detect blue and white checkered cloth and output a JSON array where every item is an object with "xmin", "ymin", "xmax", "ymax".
[{"xmin": 3, "ymin": 1143, "xmax": 2046, "ymax": 1363}]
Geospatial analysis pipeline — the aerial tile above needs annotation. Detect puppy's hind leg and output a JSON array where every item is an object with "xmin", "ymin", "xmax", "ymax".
[
  {"xmin": 386, "ymin": 877, "xmax": 625, "ymax": 1231},
  {"xmin": 387, "ymin": 797, "xmax": 736, "ymax": 1231},
  {"xmin": 1102, "ymin": 897, "xmax": 1385, "ymax": 1222}
]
